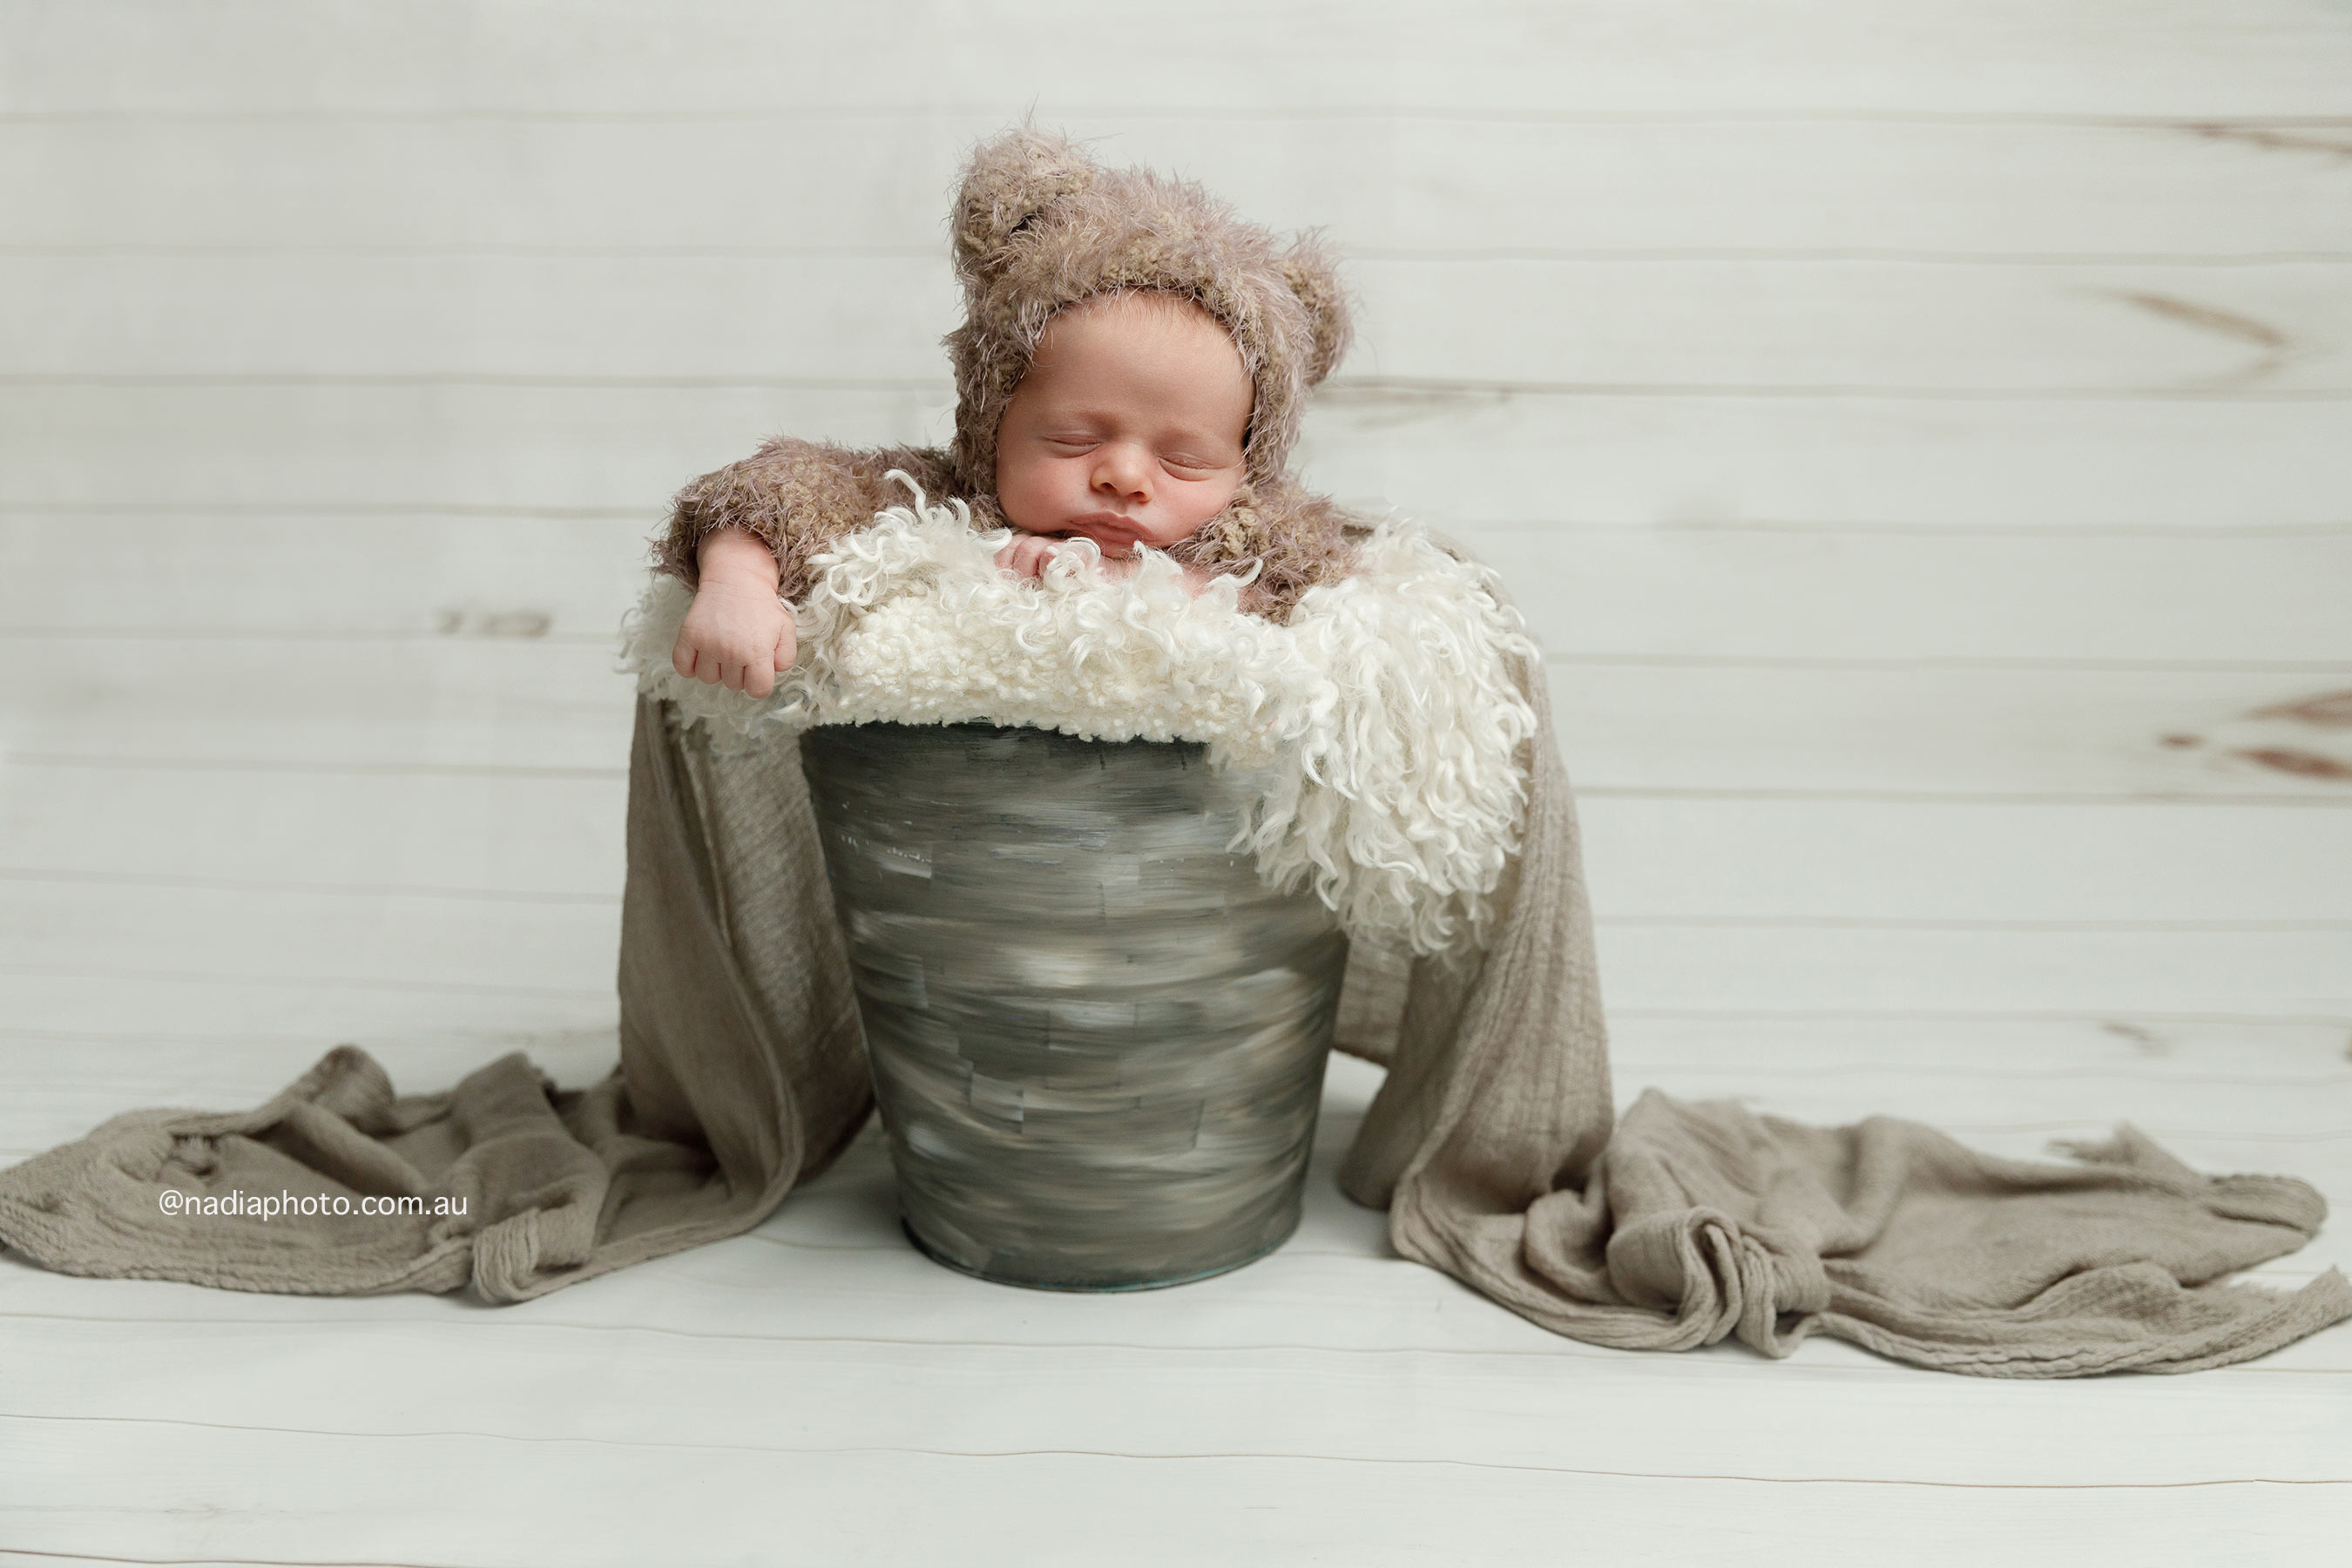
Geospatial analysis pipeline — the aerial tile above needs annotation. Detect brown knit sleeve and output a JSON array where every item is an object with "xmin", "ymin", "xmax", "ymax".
[{"xmin": 651, "ymin": 439, "xmax": 963, "ymax": 602}]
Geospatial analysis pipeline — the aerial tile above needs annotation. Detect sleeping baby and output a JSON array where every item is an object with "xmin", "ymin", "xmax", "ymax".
[
  {"xmin": 679, "ymin": 287, "xmax": 1252, "ymax": 696},
  {"xmin": 652, "ymin": 126, "xmax": 1362, "ymax": 699}
]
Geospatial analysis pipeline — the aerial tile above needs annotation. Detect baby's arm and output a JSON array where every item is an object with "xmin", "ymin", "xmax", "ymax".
[
  {"xmin": 659, "ymin": 437, "xmax": 958, "ymax": 598},
  {"xmin": 672, "ymin": 526, "xmax": 794, "ymax": 697},
  {"xmin": 657, "ymin": 437, "xmax": 962, "ymax": 698}
]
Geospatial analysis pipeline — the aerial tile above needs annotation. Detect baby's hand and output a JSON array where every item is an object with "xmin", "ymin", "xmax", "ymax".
[
  {"xmin": 995, "ymin": 534, "xmax": 1215, "ymax": 596},
  {"xmin": 996, "ymin": 532, "xmax": 1086, "ymax": 583},
  {"xmin": 672, "ymin": 579, "xmax": 795, "ymax": 698}
]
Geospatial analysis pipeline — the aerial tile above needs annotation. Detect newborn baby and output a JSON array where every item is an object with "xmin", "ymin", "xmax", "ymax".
[
  {"xmin": 647, "ymin": 125, "xmax": 1361, "ymax": 701},
  {"xmin": 675, "ymin": 288, "xmax": 1250, "ymax": 699}
]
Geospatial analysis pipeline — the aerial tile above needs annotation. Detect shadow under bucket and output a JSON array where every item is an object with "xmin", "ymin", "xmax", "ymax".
[{"xmin": 801, "ymin": 721, "xmax": 1349, "ymax": 1291}]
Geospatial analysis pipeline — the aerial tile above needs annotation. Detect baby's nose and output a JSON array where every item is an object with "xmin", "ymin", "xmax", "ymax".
[{"xmin": 1094, "ymin": 444, "xmax": 1152, "ymax": 496}]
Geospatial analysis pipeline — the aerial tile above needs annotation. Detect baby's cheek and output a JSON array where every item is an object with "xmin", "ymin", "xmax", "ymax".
[{"xmin": 993, "ymin": 453, "xmax": 1065, "ymax": 535}]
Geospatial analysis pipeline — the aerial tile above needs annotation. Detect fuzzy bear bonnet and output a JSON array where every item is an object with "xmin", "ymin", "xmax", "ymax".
[{"xmin": 943, "ymin": 127, "xmax": 1354, "ymax": 499}]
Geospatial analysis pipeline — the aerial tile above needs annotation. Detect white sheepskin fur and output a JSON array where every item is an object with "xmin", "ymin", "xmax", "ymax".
[{"xmin": 618, "ymin": 477, "xmax": 1540, "ymax": 955}]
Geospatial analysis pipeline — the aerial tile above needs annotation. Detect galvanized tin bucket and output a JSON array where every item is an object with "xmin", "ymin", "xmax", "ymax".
[{"xmin": 800, "ymin": 721, "xmax": 1348, "ymax": 1291}]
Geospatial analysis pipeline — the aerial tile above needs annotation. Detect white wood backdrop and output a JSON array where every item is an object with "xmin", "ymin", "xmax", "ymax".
[{"xmin": 3, "ymin": 2, "xmax": 2349, "ymax": 1562}]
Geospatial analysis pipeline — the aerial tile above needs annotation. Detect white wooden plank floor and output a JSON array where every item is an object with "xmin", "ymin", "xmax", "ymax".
[{"xmin": 3, "ymin": 3, "xmax": 2349, "ymax": 1563}]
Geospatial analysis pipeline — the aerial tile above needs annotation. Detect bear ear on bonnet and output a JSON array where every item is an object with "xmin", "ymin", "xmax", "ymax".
[
  {"xmin": 951, "ymin": 125, "xmax": 1100, "ymax": 283},
  {"xmin": 1279, "ymin": 233, "xmax": 1353, "ymax": 387}
]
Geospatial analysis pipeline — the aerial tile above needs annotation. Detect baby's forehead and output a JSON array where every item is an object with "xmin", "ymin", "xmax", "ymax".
[{"xmin": 1012, "ymin": 289, "xmax": 1256, "ymax": 437}]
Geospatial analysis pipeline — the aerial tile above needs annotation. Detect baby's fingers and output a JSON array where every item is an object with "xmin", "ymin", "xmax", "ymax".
[
  {"xmin": 674, "ymin": 633, "xmax": 732, "ymax": 686},
  {"xmin": 1000, "ymin": 535, "xmax": 1066, "ymax": 580},
  {"xmin": 737, "ymin": 636, "xmax": 789, "ymax": 699}
]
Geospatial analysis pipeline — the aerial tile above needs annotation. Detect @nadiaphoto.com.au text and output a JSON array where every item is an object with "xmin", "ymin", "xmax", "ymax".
[{"xmin": 159, "ymin": 1190, "xmax": 469, "ymax": 1221}]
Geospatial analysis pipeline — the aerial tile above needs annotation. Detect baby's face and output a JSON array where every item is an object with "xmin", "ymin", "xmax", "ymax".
[{"xmin": 993, "ymin": 292, "xmax": 1253, "ymax": 557}]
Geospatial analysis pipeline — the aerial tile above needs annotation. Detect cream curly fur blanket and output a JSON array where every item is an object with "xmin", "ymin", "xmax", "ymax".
[{"xmin": 620, "ymin": 478, "xmax": 1539, "ymax": 956}]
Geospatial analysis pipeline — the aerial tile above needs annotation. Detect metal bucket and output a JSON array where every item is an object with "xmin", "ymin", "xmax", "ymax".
[{"xmin": 800, "ymin": 721, "xmax": 1348, "ymax": 1290}]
